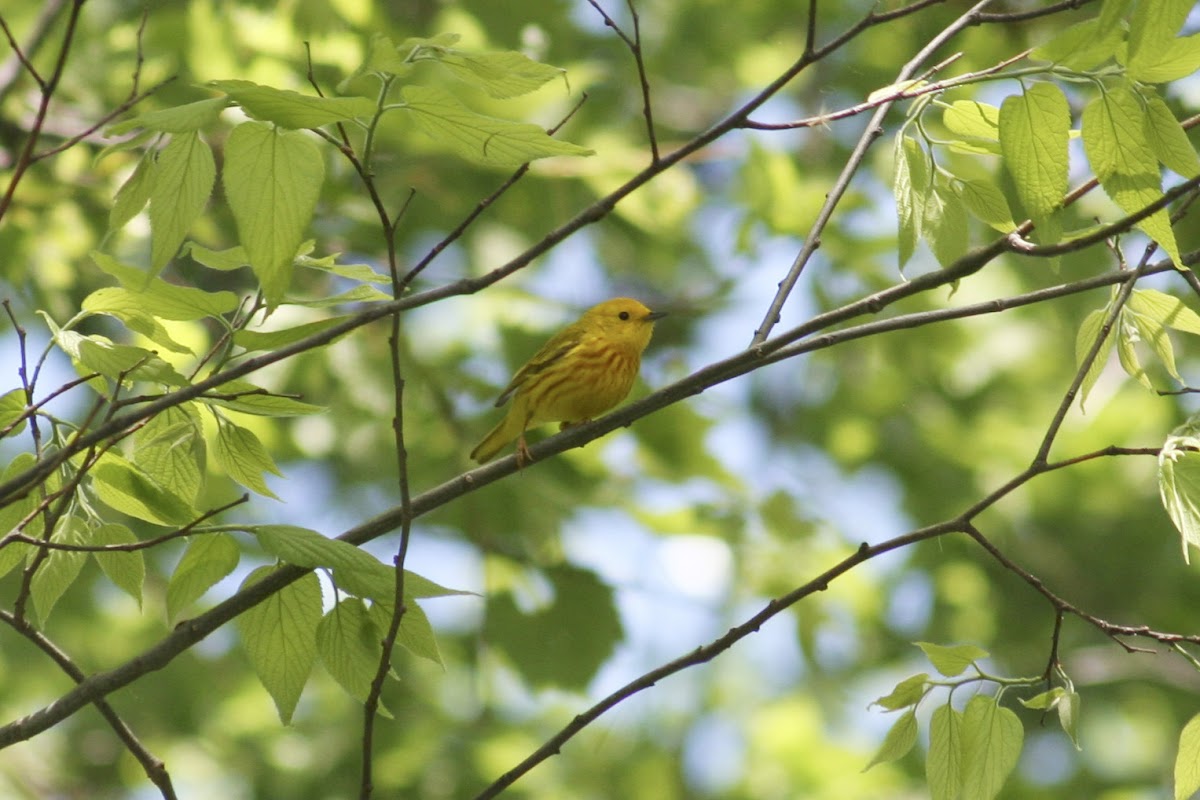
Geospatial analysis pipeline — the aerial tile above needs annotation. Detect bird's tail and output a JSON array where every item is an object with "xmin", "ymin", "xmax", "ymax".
[{"xmin": 470, "ymin": 405, "xmax": 525, "ymax": 463}]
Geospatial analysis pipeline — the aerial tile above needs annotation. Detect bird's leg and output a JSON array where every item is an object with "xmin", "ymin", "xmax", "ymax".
[{"xmin": 515, "ymin": 433, "xmax": 532, "ymax": 468}]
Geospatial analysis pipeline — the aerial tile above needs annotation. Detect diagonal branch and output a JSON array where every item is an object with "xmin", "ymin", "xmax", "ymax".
[
  {"xmin": 0, "ymin": 0, "xmax": 86, "ymax": 223},
  {"xmin": 749, "ymin": 0, "xmax": 1002, "ymax": 347},
  {"xmin": 0, "ymin": 611, "xmax": 178, "ymax": 799},
  {"xmin": 586, "ymin": 0, "xmax": 660, "ymax": 161},
  {"xmin": 472, "ymin": 441, "xmax": 1173, "ymax": 798}
]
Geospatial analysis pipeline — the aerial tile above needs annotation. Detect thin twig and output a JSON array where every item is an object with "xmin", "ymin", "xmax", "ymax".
[
  {"xmin": 396, "ymin": 92, "xmax": 590, "ymax": 294},
  {"xmin": 741, "ymin": 48, "xmax": 1030, "ymax": 131},
  {"xmin": 0, "ymin": 1, "xmax": 68, "ymax": 96},
  {"xmin": 0, "ymin": 495, "xmax": 249, "ymax": 553},
  {"xmin": 749, "ymin": 0, "xmax": 1003, "ymax": 347},
  {"xmin": 359, "ymin": 111, "xmax": 416, "ymax": 800},
  {"xmin": 0, "ymin": 0, "xmax": 87, "ymax": 222},
  {"xmin": 803, "ymin": 0, "xmax": 818, "ymax": 58},
  {"xmin": 0, "ymin": 611, "xmax": 178, "ymax": 799},
  {"xmin": 964, "ymin": 524, "xmax": 1200, "ymax": 652},
  {"xmin": 586, "ymin": 0, "xmax": 660, "ymax": 161}
]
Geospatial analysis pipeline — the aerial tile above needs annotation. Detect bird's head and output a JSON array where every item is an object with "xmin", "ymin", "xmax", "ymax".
[{"xmin": 582, "ymin": 297, "xmax": 665, "ymax": 352}]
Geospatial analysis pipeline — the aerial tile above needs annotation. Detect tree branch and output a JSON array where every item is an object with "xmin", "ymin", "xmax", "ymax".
[
  {"xmin": 749, "ymin": 0, "xmax": 1003, "ymax": 346},
  {"xmin": 0, "ymin": 611, "xmax": 178, "ymax": 799}
]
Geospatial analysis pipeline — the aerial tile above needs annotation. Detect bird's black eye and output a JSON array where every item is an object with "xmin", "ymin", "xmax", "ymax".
[{"xmin": 618, "ymin": 311, "xmax": 630, "ymax": 320}]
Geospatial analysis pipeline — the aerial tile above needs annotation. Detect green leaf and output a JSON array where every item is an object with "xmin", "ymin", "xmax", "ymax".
[
  {"xmin": 1059, "ymin": 690, "xmax": 1082, "ymax": 750},
  {"xmin": 368, "ymin": 32, "xmax": 423, "ymax": 74},
  {"xmin": 185, "ymin": 243, "xmax": 250, "ymax": 271},
  {"xmin": 296, "ymin": 251, "xmax": 390, "ymax": 283},
  {"xmin": 0, "ymin": 454, "xmax": 40, "ymax": 578},
  {"xmin": 1127, "ymin": 308, "xmax": 1179, "ymax": 380},
  {"xmin": 95, "ymin": 129, "xmax": 155, "ymax": 164},
  {"xmin": 894, "ymin": 135, "xmax": 928, "ymax": 269},
  {"xmin": 1128, "ymin": 0, "xmax": 1195, "ymax": 79},
  {"xmin": 317, "ymin": 598, "xmax": 388, "ymax": 707},
  {"xmin": 398, "ymin": 33, "xmax": 463, "ymax": 58},
  {"xmin": 233, "ymin": 316, "xmax": 352, "ymax": 352},
  {"xmin": 999, "ymin": 82, "xmax": 1070, "ymax": 223},
  {"xmin": 84, "ymin": 265, "xmax": 238, "ymax": 322},
  {"xmin": 199, "ymin": 380, "xmax": 325, "ymax": 417},
  {"xmin": 484, "ymin": 564, "xmax": 622, "ymax": 690},
  {"xmin": 134, "ymin": 404, "xmax": 206, "ymax": 503},
  {"xmin": 1081, "ymin": 86, "xmax": 1180, "ymax": 265},
  {"xmin": 30, "ymin": 517, "xmax": 88, "ymax": 624},
  {"xmin": 256, "ymin": 524, "xmax": 394, "ymax": 600},
  {"xmin": 256, "ymin": 524, "xmax": 467, "ymax": 607},
  {"xmin": 371, "ymin": 599, "xmax": 443, "ymax": 665},
  {"xmin": 431, "ymin": 49, "xmax": 564, "ymax": 99},
  {"xmin": 1032, "ymin": 16, "xmax": 1124, "ymax": 70},
  {"xmin": 1076, "ymin": 306, "xmax": 1116, "ymax": 411},
  {"xmin": 1174, "ymin": 711, "xmax": 1200, "ymax": 800},
  {"xmin": 942, "ymin": 101, "xmax": 1001, "ymax": 146},
  {"xmin": 864, "ymin": 709, "xmax": 918, "ymax": 771},
  {"xmin": 90, "ymin": 452, "xmax": 198, "ymax": 526},
  {"xmin": 958, "ymin": 177, "xmax": 1016, "ymax": 232},
  {"xmin": 1019, "ymin": 687, "xmax": 1065, "ymax": 710},
  {"xmin": 403, "ymin": 571, "xmax": 473, "ymax": 600},
  {"xmin": 1143, "ymin": 93, "xmax": 1200, "ymax": 179},
  {"xmin": 1129, "ymin": 0, "xmax": 1190, "ymax": 52},
  {"xmin": 208, "ymin": 80, "xmax": 375, "ymax": 128},
  {"xmin": 917, "ymin": 642, "xmax": 988, "ymax": 677},
  {"xmin": 223, "ymin": 121, "xmax": 326, "ymax": 306},
  {"xmin": 1083, "ymin": 87, "xmax": 1154, "ymax": 181},
  {"xmin": 166, "ymin": 533, "xmax": 240, "ymax": 622},
  {"xmin": 1130, "ymin": 33, "xmax": 1200, "ymax": 83},
  {"xmin": 1098, "ymin": 0, "xmax": 1132, "ymax": 30},
  {"xmin": 91, "ymin": 523, "xmax": 145, "ymax": 607},
  {"xmin": 924, "ymin": 180, "xmax": 969, "ymax": 268},
  {"xmin": 284, "ymin": 284, "xmax": 392, "ymax": 308},
  {"xmin": 212, "ymin": 417, "xmax": 283, "ymax": 499},
  {"xmin": 1158, "ymin": 418, "xmax": 1200, "ymax": 563},
  {"xmin": 1128, "ymin": 288, "xmax": 1200, "ymax": 335},
  {"xmin": 90, "ymin": 252, "xmax": 238, "ymax": 318},
  {"xmin": 873, "ymin": 672, "xmax": 929, "ymax": 711},
  {"xmin": 1115, "ymin": 311, "xmax": 1152, "ymax": 389},
  {"xmin": 82, "ymin": 285, "xmax": 225, "ymax": 324},
  {"xmin": 54, "ymin": 330, "xmax": 188, "ymax": 386},
  {"xmin": 928, "ymin": 704, "xmax": 966, "ymax": 800},
  {"xmin": 107, "ymin": 96, "xmax": 229, "ymax": 136},
  {"xmin": 961, "ymin": 695, "xmax": 1024, "ymax": 800},
  {"xmin": 0, "ymin": 388, "xmax": 27, "ymax": 437},
  {"xmin": 149, "ymin": 131, "xmax": 216, "ymax": 273},
  {"xmin": 109, "ymin": 153, "xmax": 155, "ymax": 232},
  {"xmin": 399, "ymin": 85, "xmax": 594, "ymax": 167},
  {"xmin": 79, "ymin": 298, "xmax": 193, "ymax": 356},
  {"xmin": 237, "ymin": 566, "xmax": 322, "ymax": 724},
  {"xmin": 1128, "ymin": 307, "xmax": 1176, "ymax": 381}
]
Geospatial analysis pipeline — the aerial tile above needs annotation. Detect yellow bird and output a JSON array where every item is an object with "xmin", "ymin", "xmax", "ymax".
[{"xmin": 470, "ymin": 297, "xmax": 665, "ymax": 464}]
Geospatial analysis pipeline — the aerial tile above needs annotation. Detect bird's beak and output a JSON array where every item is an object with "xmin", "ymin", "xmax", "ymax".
[{"xmin": 645, "ymin": 310, "xmax": 667, "ymax": 322}]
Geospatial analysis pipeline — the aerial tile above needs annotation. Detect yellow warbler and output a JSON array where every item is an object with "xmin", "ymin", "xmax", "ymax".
[{"xmin": 470, "ymin": 297, "xmax": 665, "ymax": 464}]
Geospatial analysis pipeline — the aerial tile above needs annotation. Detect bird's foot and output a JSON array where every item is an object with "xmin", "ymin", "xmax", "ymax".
[{"xmin": 516, "ymin": 435, "xmax": 533, "ymax": 468}]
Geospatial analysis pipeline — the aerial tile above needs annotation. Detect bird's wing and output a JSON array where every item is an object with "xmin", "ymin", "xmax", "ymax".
[{"xmin": 493, "ymin": 325, "xmax": 585, "ymax": 407}]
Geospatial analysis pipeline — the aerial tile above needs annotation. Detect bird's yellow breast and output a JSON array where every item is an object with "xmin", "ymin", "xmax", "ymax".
[{"xmin": 523, "ymin": 336, "xmax": 640, "ymax": 426}]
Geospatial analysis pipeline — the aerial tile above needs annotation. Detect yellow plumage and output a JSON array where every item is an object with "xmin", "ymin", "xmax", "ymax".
[{"xmin": 470, "ymin": 297, "xmax": 665, "ymax": 464}]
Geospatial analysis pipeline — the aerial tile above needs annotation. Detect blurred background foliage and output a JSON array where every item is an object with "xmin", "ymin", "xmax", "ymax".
[{"xmin": 2, "ymin": 0, "xmax": 1200, "ymax": 798}]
